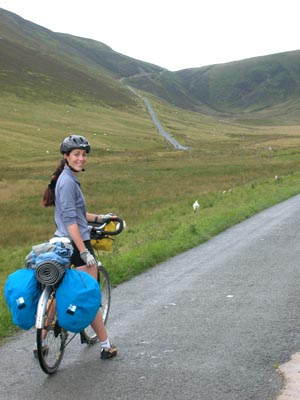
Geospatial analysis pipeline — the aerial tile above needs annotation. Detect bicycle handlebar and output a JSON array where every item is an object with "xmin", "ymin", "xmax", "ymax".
[{"xmin": 89, "ymin": 216, "xmax": 124, "ymax": 239}]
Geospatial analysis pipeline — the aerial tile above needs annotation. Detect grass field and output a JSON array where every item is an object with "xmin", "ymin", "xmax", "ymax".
[{"xmin": 1, "ymin": 93, "xmax": 300, "ymax": 340}]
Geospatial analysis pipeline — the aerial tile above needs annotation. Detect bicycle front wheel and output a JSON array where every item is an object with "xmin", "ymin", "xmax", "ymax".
[
  {"xmin": 36, "ymin": 289, "xmax": 68, "ymax": 374},
  {"xmin": 80, "ymin": 263, "xmax": 111, "ymax": 345}
]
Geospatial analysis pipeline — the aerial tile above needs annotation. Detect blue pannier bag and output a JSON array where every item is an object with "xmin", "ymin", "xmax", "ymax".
[
  {"xmin": 4, "ymin": 268, "xmax": 41, "ymax": 330},
  {"xmin": 55, "ymin": 268, "xmax": 101, "ymax": 333}
]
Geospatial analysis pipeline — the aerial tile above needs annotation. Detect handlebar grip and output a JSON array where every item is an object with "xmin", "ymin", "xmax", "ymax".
[
  {"xmin": 104, "ymin": 217, "xmax": 124, "ymax": 235},
  {"xmin": 90, "ymin": 217, "xmax": 124, "ymax": 236}
]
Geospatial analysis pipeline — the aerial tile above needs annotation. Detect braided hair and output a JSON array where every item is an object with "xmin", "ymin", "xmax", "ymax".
[{"xmin": 42, "ymin": 159, "xmax": 66, "ymax": 207}]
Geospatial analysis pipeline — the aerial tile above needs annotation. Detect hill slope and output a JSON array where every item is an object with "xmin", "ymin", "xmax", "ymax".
[
  {"xmin": 125, "ymin": 51, "xmax": 300, "ymax": 114},
  {"xmin": 177, "ymin": 52, "xmax": 300, "ymax": 113},
  {"xmin": 1, "ymin": 7, "xmax": 300, "ymax": 118},
  {"xmin": 0, "ymin": 8, "xmax": 164, "ymax": 106}
]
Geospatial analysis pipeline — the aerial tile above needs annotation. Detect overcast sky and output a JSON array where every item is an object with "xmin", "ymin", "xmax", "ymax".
[{"xmin": 1, "ymin": 0, "xmax": 299, "ymax": 71}]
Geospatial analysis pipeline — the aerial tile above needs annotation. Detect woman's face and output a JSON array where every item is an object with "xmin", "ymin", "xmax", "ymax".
[{"xmin": 65, "ymin": 149, "xmax": 87, "ymax": 172}]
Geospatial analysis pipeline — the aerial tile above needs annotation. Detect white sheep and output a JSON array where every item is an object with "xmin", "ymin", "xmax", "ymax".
[{"xmin": 193, "ymin": 200, "xmax": 200, "ymax": 212}]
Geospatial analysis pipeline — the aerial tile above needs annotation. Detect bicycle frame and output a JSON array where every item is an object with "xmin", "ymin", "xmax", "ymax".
[
  {"xmin": 35, "ymin": 286, "xmax": 52, "ymax": 329},
  {"xmin": 34, "ymin": 215, "xmax": 124, "ymax": 373}
]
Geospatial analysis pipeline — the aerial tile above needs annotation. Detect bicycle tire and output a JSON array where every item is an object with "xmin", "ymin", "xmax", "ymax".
[
  {"xmin": 80, "ymin": 263, "xmax": 111, "ymax": 345},
  {"xmin": 36, "ymin": 290, "xmax": 67, "ymax": 374}
]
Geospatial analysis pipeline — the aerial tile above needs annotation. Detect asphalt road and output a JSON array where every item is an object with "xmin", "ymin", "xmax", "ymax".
[
  {"xmin": 142, "ymin": 97, "xmax": 189, "ymax": 150},
  {"xmin": 2, "ymin": 195, "xmax": 300, "ymax": 400},
  {"xmin": 124, "ymin": 84, "xmax": 189, "ymax": 150}
]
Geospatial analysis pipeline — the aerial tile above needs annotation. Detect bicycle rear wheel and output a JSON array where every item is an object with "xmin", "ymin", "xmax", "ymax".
[
  {"xmin": 36, "ymin": 290, "xmax": 68, "ymax": 374},
  {"xmin": 80, "ymin": 263, "xmax": 111, "ymax": 345}
]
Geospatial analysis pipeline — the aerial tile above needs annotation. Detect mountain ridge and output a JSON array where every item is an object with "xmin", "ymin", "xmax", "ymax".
[
  {"xmin": 1, "ymin": 7, "xmax": 300, "ymax": 117},
  {"xmin": 0, "ymin": 8, "xmax": 164, "ymax": 106}
]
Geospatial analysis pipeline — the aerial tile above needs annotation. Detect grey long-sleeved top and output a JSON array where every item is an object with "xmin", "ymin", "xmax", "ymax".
[{"xmin": 54, "ymin": 166, "xmax": 90, "ymax": 241}]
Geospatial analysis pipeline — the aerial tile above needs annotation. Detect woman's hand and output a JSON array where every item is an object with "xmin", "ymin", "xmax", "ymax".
[{"xmin": 80, "ymin": 249, "xmax": 96, "ymax": 267}]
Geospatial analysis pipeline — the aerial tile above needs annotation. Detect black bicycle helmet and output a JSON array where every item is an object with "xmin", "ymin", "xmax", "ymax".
[{"xmin": 60, "ymin": 135, "xmax": 91, "ymax": 154}]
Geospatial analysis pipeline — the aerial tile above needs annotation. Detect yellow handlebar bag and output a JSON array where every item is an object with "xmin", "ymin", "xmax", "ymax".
[{"xmin": 91, "ymin": 221, "xmax": 116, "ymax": 252}]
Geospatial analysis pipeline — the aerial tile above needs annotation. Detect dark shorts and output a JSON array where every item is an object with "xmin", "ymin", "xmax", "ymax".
[{"xmin": 71, "ymin": 240, "xmax": 95, "ymax": 267}]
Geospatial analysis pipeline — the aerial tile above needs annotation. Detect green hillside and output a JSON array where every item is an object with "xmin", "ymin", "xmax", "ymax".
[
  {"xmin": 176, "ymin": 52, "xmax": 300, "ymax": 112},
  {"xmin": 125, "ymin": 53, "xmax": 300, "ymax": 118},
  {"xmin": 2, "ymin": 7, "xmax": 300, "ymax": 120},
  {"xmin": 0, "ymin": 8, "xmax": 164, "ymax": 106}
]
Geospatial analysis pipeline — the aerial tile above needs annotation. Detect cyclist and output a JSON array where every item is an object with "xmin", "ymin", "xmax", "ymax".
[{"xmin": 42, "ymin": 134, "xmax": 117, "ymax": 359}]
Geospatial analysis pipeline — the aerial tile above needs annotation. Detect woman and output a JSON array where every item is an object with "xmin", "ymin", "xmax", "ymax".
[{"xmin": 43, "ymin": 134, "xmax": 117, "ymax": 359}]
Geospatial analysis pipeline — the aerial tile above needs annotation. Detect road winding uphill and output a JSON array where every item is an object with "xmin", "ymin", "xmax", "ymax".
[{"xmin": 125, "ymin": 84, "xmax": 189, "ymax": 150}]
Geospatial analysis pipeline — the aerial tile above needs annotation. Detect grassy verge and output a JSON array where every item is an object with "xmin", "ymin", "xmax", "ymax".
[{"xmin": 102, "ymin": 173, "xmax": 300, "ymax": 284}]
